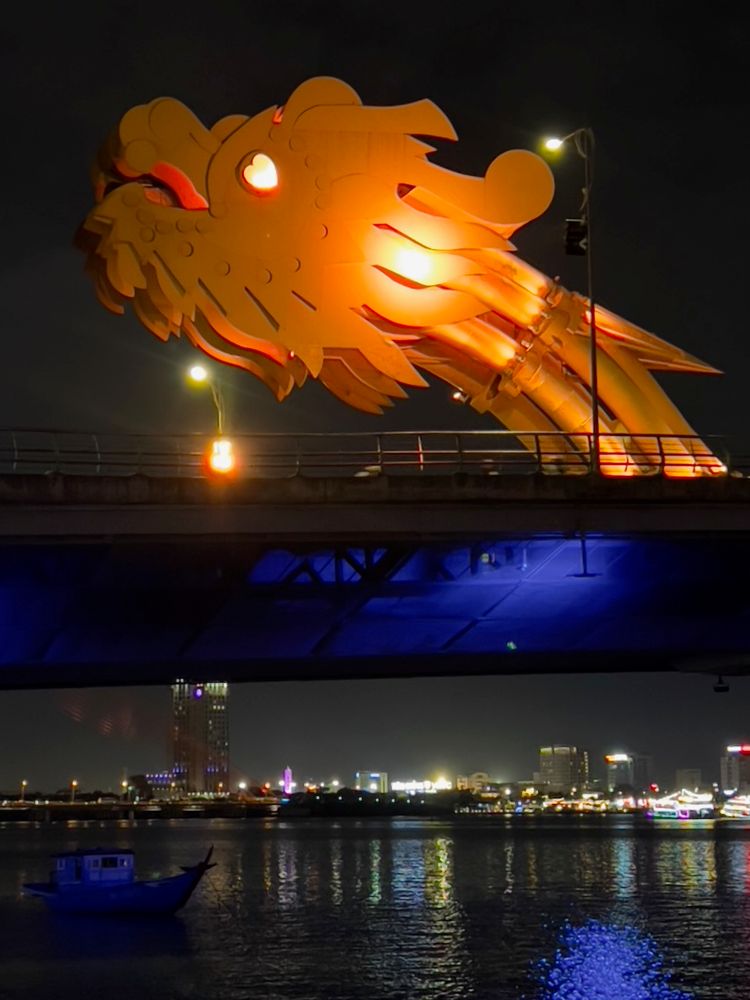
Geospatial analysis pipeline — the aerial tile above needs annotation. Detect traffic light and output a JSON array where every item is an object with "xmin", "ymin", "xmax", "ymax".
[{"xmin": 565, "ymin": 218, "xmax": 588, "ymax": 256}]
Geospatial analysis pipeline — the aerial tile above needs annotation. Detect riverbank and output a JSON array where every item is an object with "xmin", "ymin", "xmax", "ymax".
[{"xmin": 0, "ymin": 800, "xmax": 276, "ymax": 822}]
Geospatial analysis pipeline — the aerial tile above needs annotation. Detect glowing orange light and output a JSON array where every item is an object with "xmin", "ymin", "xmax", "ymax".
[
  {"xmin": 241, "ymin": 153, "xmax": 278, "ymax": 192},
  {"xmin": 207, "ymin": 438, "xmax": 235, "ymax": 475},
  {"xmin": 393, "ymin": 247, "xmax": 432, "ymax": 284}
]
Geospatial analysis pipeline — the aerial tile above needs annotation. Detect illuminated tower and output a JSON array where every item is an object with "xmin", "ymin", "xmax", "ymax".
[
  {"xmin": 283, "ymin": 765, "xmax": 293, "ymax": 795},
  {"xmin": 539, "ymin": 746, "xmax": 589, "ymax": 795},
  {"xmin": 172, "ymin": 680, "xmax": 229, "ymax": 794}
]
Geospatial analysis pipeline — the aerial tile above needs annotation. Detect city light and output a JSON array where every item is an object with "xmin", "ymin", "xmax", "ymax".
[{"xmin": 391, "ymin": 778, "xmax": 452, "ymax": 794}]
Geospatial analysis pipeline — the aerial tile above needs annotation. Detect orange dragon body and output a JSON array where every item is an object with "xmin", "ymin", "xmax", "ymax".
[{"xmin": 78, "ymin": 77, "xmax": 721, "ymax": 476}]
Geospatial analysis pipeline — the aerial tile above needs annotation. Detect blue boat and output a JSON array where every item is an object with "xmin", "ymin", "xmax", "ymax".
[{"xmin": 23, "ymin": 846, "xmax": 215, "ymax": 915}]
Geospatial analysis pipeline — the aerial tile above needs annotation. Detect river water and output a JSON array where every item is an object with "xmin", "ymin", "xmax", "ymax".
[{"xmin": 1, "ymin": 815, "xmax": 748, "ymax": 999}]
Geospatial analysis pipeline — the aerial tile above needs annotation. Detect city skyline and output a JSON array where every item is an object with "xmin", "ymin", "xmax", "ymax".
[{"xmin": 0, "ymin": 671, "xmax": 746, "ymax": 791}]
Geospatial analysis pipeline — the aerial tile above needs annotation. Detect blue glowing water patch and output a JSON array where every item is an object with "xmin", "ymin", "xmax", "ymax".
[{"xmin": 536, "ymin": 920, "xmax": 691, "ymax": 1000}]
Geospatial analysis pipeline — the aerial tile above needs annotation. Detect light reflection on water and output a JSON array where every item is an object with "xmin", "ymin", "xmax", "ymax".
[{"xmin": 2, "ymin": 817, "xmax": 750, "ymax": 998}]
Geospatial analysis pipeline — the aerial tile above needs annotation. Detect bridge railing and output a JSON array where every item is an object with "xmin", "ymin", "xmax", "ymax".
[{"xmin": 0, "ymin": 429, "xmax": 741, "ymax": 478}]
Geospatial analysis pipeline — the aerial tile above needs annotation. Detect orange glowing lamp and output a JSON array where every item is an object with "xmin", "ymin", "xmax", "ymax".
[{"xmin": 206, "ymin": 438, "xmax": 236, "ymax": 476}]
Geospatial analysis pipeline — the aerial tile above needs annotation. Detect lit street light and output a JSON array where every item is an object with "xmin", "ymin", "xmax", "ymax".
[
  {"xmin": 20, "ymin": 780, "xmax": 27, "ymax": 803},
  {"xmin": 206, "ymin": 437, "xmax": 236, "ymax": 476},
  {"xmin": 186, "ymin": 363, "xmax": 227, "ymax": 435},
  {"xmin": 544, "ymin": 127, "xmax": 599, "ymax": 472},
  {"xmin": 70, "ymin": 779, "xmax": 78, "ymax": 803},
  {"xmin": 186, "ymin": 364, "xmax": 237, "ymax": 477}
]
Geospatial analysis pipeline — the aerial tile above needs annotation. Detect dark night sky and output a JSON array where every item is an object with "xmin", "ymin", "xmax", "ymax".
[{"xmin": 0, "ymin": 2, "xmax": 748, "ymax": 792}]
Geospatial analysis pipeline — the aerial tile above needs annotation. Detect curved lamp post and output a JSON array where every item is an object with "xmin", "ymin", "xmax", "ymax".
[
  {"xmin": 186, "ymin": 364, "xmax": 236, "ymax": 476},
  {"xmin": 544, "ymin": 128, "xmax": 599, "ymax": 472},
  {"xmin": 186, "ymin": 364, "xmax": 227, "ymax": 435}
]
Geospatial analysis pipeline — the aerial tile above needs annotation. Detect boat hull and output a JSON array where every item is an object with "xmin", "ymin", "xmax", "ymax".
[{"xmin": 24, "ymin": 865, "xmax": 208, "ymax": 915}]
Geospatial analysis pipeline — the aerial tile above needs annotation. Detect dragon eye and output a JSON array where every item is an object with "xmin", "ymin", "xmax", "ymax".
[{"xmin": 240, "ymin": 153, "xmax": 278, "ymax": 193}]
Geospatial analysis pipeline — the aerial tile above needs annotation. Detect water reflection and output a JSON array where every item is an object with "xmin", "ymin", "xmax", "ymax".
[
  {"xmin": 424, "ymin": 836, "xmax": 452, "ymax": 907},
  {"xmin": 4, "ymin": 819, "xmax": 750, "ymax": 998},
  {"xmin": 538, "ymin": 920, "xmax": 692, "ymax": 999}
]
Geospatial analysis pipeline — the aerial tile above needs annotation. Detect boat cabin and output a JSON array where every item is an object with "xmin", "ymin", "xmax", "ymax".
[{"xmin": 52, "ymin": 850, "xmax": 134, "ymax": 886}]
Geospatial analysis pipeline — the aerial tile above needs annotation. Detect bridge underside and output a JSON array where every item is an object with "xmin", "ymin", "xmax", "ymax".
[{"xmin": 1, "ymin": 534, "xmax": 749, "ymax": 689}]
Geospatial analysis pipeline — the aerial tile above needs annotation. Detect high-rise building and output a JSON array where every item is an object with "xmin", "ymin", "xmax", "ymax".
[
  {"xmin": 632, "ymin": 754, "xmax": 653, "ymax": 792},
  {"xmin": 721, "ymin": 745, "xmax": 750, "ymax": 793},
  {"xmin": 605, "ymin": 753, "xmax": 633, "ymax": 791},
  {"xmin": 539, "ymin": 746, "xmax": 589, "ymax": 795},
  {"xmin": 172, "ymin": 680, "xmax": 229, "ymax": 794},
  {"xmin": 604, "ymin": 752, "xmax": 653, "ymax": 793}
]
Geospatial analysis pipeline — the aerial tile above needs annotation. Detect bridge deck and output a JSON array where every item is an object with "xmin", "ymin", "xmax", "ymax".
[
  {"xmin": 1, "ymin": 472, "xmax": 749, "ymax": 540},
  {"xmin": 1, "ymin": 471, "xmax": 749, "ymax": 689}
]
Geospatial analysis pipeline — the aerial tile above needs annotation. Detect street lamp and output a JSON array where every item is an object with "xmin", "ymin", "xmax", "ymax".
[
  {"xmin": 121, "ymin": 779, "xmax": 128, "ymax": 802},
  {"xmin": 186, "ymin": 363, "xmax": 227, "ymax": 435},
  {"xmin": 20, "ymin": 780, "xmax": 27, "ymax": 803},
  {"xmin": 70, "ymin": 779, "xmax": 78, "ymax": 803},
  {"xmin": 544, "ymin": 128, "xmax": 599, "ymax": 472},
  {"xmin": 186, "ymin": 364, "xmax": 237, "ymax": 477}
]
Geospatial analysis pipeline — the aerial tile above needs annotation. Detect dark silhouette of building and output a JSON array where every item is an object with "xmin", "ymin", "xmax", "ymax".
[{"xmin": 172, "ymin": 680, "xmax": 229, "ymax": 794}]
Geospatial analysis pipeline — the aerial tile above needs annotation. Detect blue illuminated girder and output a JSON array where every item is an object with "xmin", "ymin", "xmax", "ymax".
[{"xmin": 0, "ymin": 535, "xmax": 749, "ymax": 687}]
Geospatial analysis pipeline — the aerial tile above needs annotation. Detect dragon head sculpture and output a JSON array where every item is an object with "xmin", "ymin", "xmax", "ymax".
[
  {"xmin": 78, "ymin": 76, "xmax": 557, "ymax": 408},
  {"xmin": 79, "ymin": 76, "xmax": 720, "ymax": 474}
]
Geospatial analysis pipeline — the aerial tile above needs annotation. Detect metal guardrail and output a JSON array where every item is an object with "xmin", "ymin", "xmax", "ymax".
[{"xmin": 0, "ymin": 429, "xmax": 742, "ymax": 479}]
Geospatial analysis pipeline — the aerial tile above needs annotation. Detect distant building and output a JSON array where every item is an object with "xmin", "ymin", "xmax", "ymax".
[
  {"xmin": 721, "ymin": 745, "xmax": 750, "ymax": 793},
  {"xmin": 605, "ymin": 753, "xmax": 633, "ymax": 791},
  {"xmin": 172, "ymin": 680, "xmax": 229, "ymax": 794},
  {"xmin": 605, "ymin": 752, "xmax": 653, "ymax": 793},
  {"xmin": 354, "ymin": 771, "xmax": 388, "ymax": 793},
  {"xmin": 675, "ymin": 768, "xmax": 702, "ymax": 791},
  {"xmin": 539, "ymin": 746, "xmax": 589, "ymax": 795},
  {"xmin": 456, "ymin": 772, "xmax": 490, "ymax": 793},
  {"xmin": 632, "ymin": 754, "xmax": 653, "ymax": 792}
]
